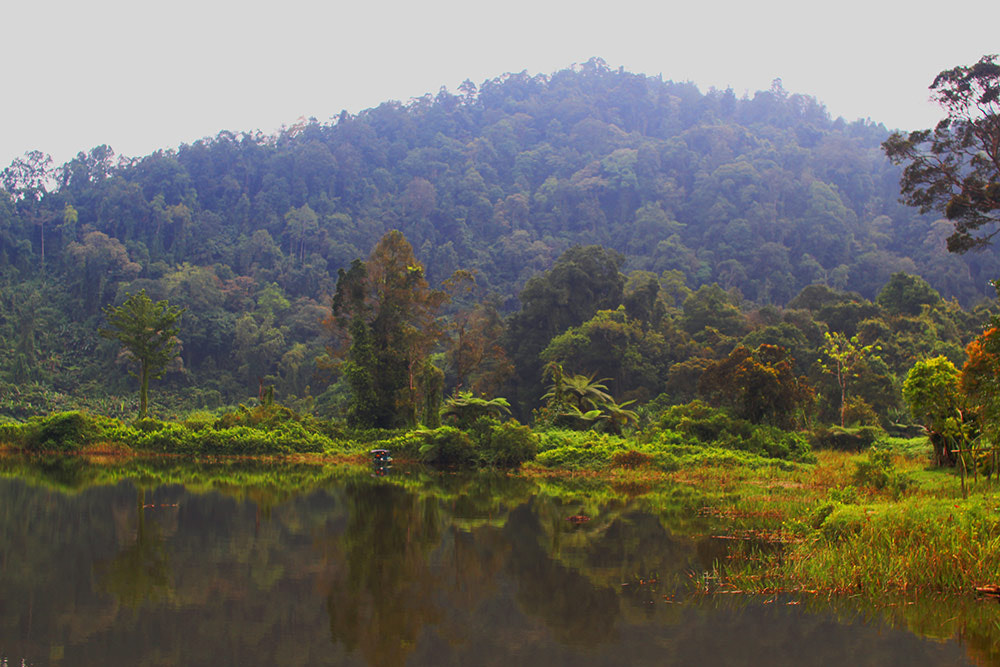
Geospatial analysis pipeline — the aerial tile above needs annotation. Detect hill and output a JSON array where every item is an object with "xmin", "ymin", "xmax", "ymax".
[{"xmin": 0, "ymin": 58, "xmax": 995, "ymax": 415}]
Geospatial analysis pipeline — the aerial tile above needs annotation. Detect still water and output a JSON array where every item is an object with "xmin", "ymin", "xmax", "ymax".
[{"xmin": 0, "ymin": 456, "xmax": 992, "ymax": 666}]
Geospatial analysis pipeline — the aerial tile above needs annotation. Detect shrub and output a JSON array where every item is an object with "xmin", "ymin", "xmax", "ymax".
[
  {"xmin": 812, "ymin": 425, "xmax": 883, "ymax": 451},
  {"xmin": 742, "ymin": 427, "xmax": 815, "ymax": 463},
  {"xmin": 22, "ymin": 412, "xmax": 102, "ymax": 452},
  {"xmin": 182, "ymin": 410, "xmax": 219, "ymax": 430},
  {"xmin": 658, "ymin": 401, "xmax": 743, "ymax": 443},
  {"xmin": 440, "ymin": 392, "xmax": 511, "ymax": 430},
  {"xmin": 853, "ymin": 446, "xmax": 911, "ymax": 496},
  {"xmin": 534, "ymin": 430, "xmax": 634, "ymax": 469},
  {"xmin": 417, "ymin": 426, "xmax": 477, "ymax": 467},
  {"xmin": 0, "ymin": 418, "xmax": 27, "ymax": 446},
  {"xmin": 134, "ymin": 418, "xmax": 169, "ymax": 433},
  {"xmin": 610, "ymin": 449, "xmax": 654, "ymax": 469},
  {"xmin": 478, "ymin": 420, "xmax": 537, "ymax": 469}
]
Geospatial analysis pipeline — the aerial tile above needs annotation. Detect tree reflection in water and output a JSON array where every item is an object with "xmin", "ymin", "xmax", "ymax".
[
  {"xmin": 96, "ymin": 489, "xmax": 171, "ymax": 609},
  {"xmin": 0, "ymin": 457, "xmax": 988, "ymax": 666},
  {"xmin": 326, "ymin": 482, "xmax": 442, "ymax": 667}
]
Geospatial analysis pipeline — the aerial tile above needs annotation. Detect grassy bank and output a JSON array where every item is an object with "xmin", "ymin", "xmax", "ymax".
[
  {"xmin": 694, "ymin": 444, "xmax": 1000, "ymax": 598},
  {"xmin": 3, "ymin": 405, "xmax": 996, "ymax": 599}
]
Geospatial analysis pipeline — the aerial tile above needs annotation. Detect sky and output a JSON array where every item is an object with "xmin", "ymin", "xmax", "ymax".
[{"xmin": 2, "ymin": 0, "xmax": 998, "ymax": 169}]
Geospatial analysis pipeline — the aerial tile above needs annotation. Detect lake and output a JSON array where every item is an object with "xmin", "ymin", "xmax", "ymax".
[{"xmin": 0, "ymin": 455, "xmax": 992, "ymax": 666}]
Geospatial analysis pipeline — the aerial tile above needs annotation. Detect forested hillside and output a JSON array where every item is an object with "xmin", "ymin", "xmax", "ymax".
[{"xmin": 0, "ymin": 58, "xmax": 996, "ymax": 417}]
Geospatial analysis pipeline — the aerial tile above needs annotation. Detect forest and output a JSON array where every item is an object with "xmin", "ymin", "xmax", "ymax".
[{"xmin": 0, "ymin": 56, "xmax": 997, "ymax": 433}]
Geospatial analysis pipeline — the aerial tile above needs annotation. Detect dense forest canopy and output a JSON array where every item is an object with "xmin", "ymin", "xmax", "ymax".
[{"xmin": 0, "ymin": 58, "xmax": 997, "ymax": 418}]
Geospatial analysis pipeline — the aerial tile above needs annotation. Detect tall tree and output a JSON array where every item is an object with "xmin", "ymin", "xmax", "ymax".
[
  {"xmin": 699, "ymin": 344, "xmax": 813, "ymax": 428},
  {"xmin": 100, "ymin": 290, "xmax": 184, "ymax": 418},
  {"xmin": 329, "ymin": 231, "xmax": 448, "ymax": 427},
  {"xmin": 883, "ymin": 55, "xmax": 1000, "ymax": 252},
  {"xmin": 504, "ymin": 245, "xmax": 625, "ymax": 413},
  {"xmin": 1, "ymin": 150, "xmax": 54, "ymax": 268},
  {"xmin": 961, "ymin": 325, "xmax": 1000, "ymax": 442},
  {"xmin": 817, "ymin": 331, "xmax": 880, "ymax": 427},
  {"xmin": 905, "ymin": 356, "xmax": 964, "ymax": 466}
]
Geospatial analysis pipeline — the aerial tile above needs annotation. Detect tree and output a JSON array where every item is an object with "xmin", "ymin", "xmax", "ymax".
[
  {"xmin": 539, "ymin": 362, "xmax": 637, "ymax": 433},
  {"xmin": 1, "ymin": 150, "xmax": 54, "ymax": 268},
  {"xmin": 876, "ymin": 272, "xmax": 941, "ymax": 316},
  {"xmin": 698, "ymin": 344, "xmax": 812, "ymax": 428},
  {"xmin": 961, "ymin": 326, "xmax": 1000, "ymax": 441},
  {"xmin": 904, "ymin": 356, "xmax": 964, "ymax": 466},
  {"xmin": 541, "ymin": 307, "xmax": 668, "ymax": 401},
  {"xmin": 817, "ymin": 331, "xmax": 880, "ymax": 427},
  {"xmin": 680, "ymin": 284, "xmax": 748, "ymax": 338},
  {"xmin": 446, "ymin": 296, "xmax": 513, "ymax": 397},
  {"xmin": 100, "ymin": 290, "xmax": 184, "ymax": 418},
  {"xmin": 883, "ymin": 55, "xmax": 1000, "ymax": 252},
  {"xmin": 328, "ymin": 231, "xmax": 449, "ymax": 427},
  {"xmin": 504, "ymin": 245, "xmax": 625, "ymax": 413}
]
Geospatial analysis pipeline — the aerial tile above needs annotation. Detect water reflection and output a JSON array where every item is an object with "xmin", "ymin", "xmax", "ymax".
[
  {"xmin": 96, "ymin": 490, "xmax": 172, "ymax": 609},
  {"xmin": 0, "ymin": 455, "xmax": 989, "ymax": 666}
]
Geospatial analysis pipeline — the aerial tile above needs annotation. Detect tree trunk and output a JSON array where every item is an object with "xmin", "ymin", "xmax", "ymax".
[{"xmin": 140, "ymin": 361, "xmax": 149, "ymax": 419}]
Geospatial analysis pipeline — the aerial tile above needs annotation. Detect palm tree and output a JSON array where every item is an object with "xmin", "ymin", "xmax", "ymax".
[
  {"xmin": 440, "ymin": 391, "xmax": 511, "ymax": 428},
  {"xmin": 542, "ymin": 363, "xmax": 612, "ymax": 412},
  {"xmin": 561, "ymin": 373, "xmax": 613, "ymax": 411}
]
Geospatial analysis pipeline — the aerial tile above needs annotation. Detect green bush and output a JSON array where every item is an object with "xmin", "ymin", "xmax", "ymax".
[
  {"xmin": 417, "ymin": 426, "xmax": 478, "ymax": 467},
  {"xmin": 853, "ymin": 446, "xmax": 911, "ymax": 496},
  {"xmin": 22, "ymin": 412, "xmax": 103, "ymax": 452},
  {"xmin": 657, "ymin": 401, "xmax": 743, "ymax": 443},
  {"xmin": 478, "ymin": 420, "xmax": 537, "ymax": 468},
  {"xmin": 812, "ymin": 425, "xmax": 884, "ymax": 451},
  {"xmin": 741, "ymin": 427, "xmax": 815, "ymax": 463},
  {"xmin": 133, "ymin": 417, "xmax": 169, "ymax": 433},
  {"xmin": 535, "ymin": 430, "xmax": 635, "ymax": 469},
  {"xmin": 647, "ymin": 401, "xmax": 814, "ymax": 463},
  {"xmin": 817, "ymin": 503, "xmax": 869, "ymax": 539}
]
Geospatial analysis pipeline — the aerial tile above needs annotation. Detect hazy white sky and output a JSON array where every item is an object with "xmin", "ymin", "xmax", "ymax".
[{"xmin": 2, "ymin": 0, "xmax": 997, "ymax": 168}]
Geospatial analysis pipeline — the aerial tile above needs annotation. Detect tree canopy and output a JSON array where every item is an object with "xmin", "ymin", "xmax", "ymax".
[
  {"xmin": 883, "ymin": 55, "xmax": 1000, "ymax": 252},
  {"xmin": 99, "ymin": 290, "xmax": 184, "ymax": 418}
]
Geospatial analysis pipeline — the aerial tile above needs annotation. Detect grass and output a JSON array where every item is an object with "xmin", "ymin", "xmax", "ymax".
[{"xmin": 707, "ymin": 440, "xmax": 1000, "ymax": 597}]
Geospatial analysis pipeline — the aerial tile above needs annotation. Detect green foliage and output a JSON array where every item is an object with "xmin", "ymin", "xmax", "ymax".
[
  {"xmin": 534, "ymin": 430, "xmax": 639, "ymax": 469},
  {"xmin": 903, "ymin": 356, "xmax": 964, "ymax": 466},
  {"xmin": 504, "ymin": 245, "xmax": 626, "ymax": 413},
  {"xmin": 653, "ymin": 400, "xmax": 814, "ymax": 462},
  {"xmin": 100, "ymin": 290, "xmax": 184, "ymax": 419},
  {"xmin": 440, "ymin": 391, "xmax": 511, "ymax": 429},
  {"xmin": 416, "ymin": 426, "xmax": 477, "ymax": 467},
  {"xmin": 853, "ymin": 446, "xmax": 911, "ymax": 496},
  {"xmin": 476, "ymin": 420, "xmax": 538, "ymax": 469},
  {"xmin": 877, "ymin": 273, "xmax": 942, "ymax": 316},
  {"xmin": 533, "ymin": 405, "xmax": 812, "ymax": 470},
  {"xmin": 0, "ymin": 404, "xmax": 346, "ymax": 456},
  {"xmin": 538, "ymin": 362, "xmax": 638, "ymax": 434},
  {"xmin": 541, "ymin": 306, "xmax": 669, "ymax": 400},
  {"xmin": 412, "ymin": 417, "xmax": 536, "ymax": 469},
  {"xmin": 1, "ymin": 62, "xmax": 998, "ymax": 434},
  {"xmin": 817, "ymin": 331, "xmax": 882, "ymax": 427},
  {"xmin": 681, "ymin": 284, "xmax": 748, "ymax": 338},
  {"xmin": 883, "ymin": 55, "xmax": 1000, "ymax": 252},
  {"xmin": 20, "ymin": 411, "xmax": 103, "ymax": 451}
]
